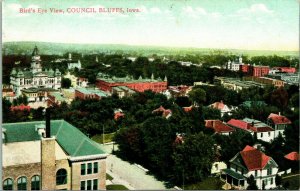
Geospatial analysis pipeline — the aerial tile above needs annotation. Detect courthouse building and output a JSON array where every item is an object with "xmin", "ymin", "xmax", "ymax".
[{"xmin": 2, "ymin": 110, "xmax": 107, "ymax": 190}]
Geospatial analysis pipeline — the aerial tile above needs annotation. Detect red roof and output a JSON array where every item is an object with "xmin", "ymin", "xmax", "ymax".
[
  {"xmin": 210, "ymin": 101, "xmax": 225, "ymax": 110},
  {"xmin": 240, "ymin": 145, "xmax": 270, "ymax": 171},
  {"xmin": 114, "ymin": 112, "xmax": 125, "ymax": 120},
  {"xmin": 268, "ymin": 113, "xmax": 292, "ymax": 125},
  {"xmin": 284, "ymin": 152, "xmax": 299, "ymax": 161},
  {"xmin": 152, "ymin": 106, "xmax": 172, "ymax": 118},
  {"xmin": 205, "ymin": 120, "xmax": 234, "ymax": 133},
  {"xmin": 251, "ymin": 126, "xmax": 274, "ymax": 132},
  {"xmin": 227, "ymin": 119, "xmax": 252, "ymax": 130}
]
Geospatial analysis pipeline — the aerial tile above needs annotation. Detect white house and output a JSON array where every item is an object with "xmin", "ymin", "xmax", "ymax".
[
  {"xmin": 221, "ymin": 145, "xmax": 279, "ymax": 190},
  {"xmin": 208, "ymin": 101, "xmax": 235, "ymax": 117},
  {"xmin": 67, "ymin": 53, "xmax": 82, "ymax": 70},
  {"xmin": 267, "ymin": 113, "xmax": 292, "ymax": 138}
]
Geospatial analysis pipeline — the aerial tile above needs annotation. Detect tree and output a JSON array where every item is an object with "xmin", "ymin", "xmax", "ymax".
[
  {"xmin": 270, "ymin": 87, "xmax": 289, "ymax": 111},
  {"xmin": 188, "ymin": 87, "xmax": 206, "ymax": 106},
  {"xmin": 247, "ymin": 175, "xmax": 258, "ymax": 190},
  {"xmin": 172, "ymin": 132, "xmax": 215, "ymax": 184},
  {"xmin": 275, "ymin": 174, "xmax": 282, "ymax": 186},
  {"xmin": 61, "ymin": 78, "xmax": 72, "ymax": 88}
]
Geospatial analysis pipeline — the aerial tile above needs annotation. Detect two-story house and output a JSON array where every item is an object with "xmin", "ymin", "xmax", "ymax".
[
  {"xmin": 221, "ymin": 145, "xmax": 278, "ymax": 190},
  {"xmin": 267, "ymin": 113, "xmax": 292, "ymax": 138},
  {"xmin": 2, "ymin": 109, "xmax": 107, "ymax": 190}
]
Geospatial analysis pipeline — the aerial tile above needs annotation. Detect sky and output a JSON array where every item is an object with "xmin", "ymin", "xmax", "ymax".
[{"xmin": 2, "ymin": 0, "xmax": 299, "ymax": 51}]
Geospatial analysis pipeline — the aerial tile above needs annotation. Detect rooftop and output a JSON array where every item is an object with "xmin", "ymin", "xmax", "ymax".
[
  {"xmin": 3, "ymin": 120, "xmax": 106, "ymax": 157},
  {"xmin": 268, "ymin": 113, "xmax": 292, "ymax": 125},
  {"xmin": 76, "ymin": 87, "xmax": 109, "ymax": 97},
  {"xmin": 205, "ymin": 120, "xmax": 234, "ymax": 133},
  {"xmin": 97, "ymin": 72, "xmax": 167, "ymax": 83}
]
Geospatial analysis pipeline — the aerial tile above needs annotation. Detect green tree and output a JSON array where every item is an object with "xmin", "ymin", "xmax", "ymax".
[
  {"xmin": 188, "ymin": 87, "xmax": 206, "ymax": 106},
  {"xmin": 172, "ymin": 132, "xmax": 215, "ymax": 184},
  {"xmin": 275, "ymin": 174, "xmax": 282, "ymax": 186}
]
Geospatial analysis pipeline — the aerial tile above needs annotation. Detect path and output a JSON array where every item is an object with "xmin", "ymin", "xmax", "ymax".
[{"xmin": 101, "ymin": 143, "xmax": 168, "ymax": 190}]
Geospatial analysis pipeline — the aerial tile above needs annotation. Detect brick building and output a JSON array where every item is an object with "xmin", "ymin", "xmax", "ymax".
[
  {"xmin": 75, "ymin": 88, "xmax": 109, "ymax": 100},
  {"xmin": 96, "ymin": 73, "xmax": 167, "ymax": 93},
  {"xmin": 249, "ymin": 65, "xmax": 270, "ymax": 77},
  {"xmin": 2, "ymin": 111, "xmax": 107, "ymax": 190}
]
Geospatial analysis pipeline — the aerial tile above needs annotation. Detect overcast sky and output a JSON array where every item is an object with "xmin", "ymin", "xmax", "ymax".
[{"xmin": 2, "ymin": 0, "xmax": 299, "ymax": 51}]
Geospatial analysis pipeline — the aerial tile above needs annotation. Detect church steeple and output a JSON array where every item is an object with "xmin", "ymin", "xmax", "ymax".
[{"xmin": 32, "ymin": 45, "xmax": 39, "ymax": 56}]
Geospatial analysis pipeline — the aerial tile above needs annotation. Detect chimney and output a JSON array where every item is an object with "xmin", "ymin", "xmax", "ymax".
[
  {"xmin": 46, "ymin": 108, "xmax": 51, "ymax": 138},
  {"xmin": 278, "ymin": 112, "xmax": 281, "ymax": 116}
]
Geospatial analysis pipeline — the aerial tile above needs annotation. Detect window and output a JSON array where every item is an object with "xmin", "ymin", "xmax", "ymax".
[
  {"xmin": 81, "ymin": 164, "xmax": 86, "ymax": 175},
  {"xmin": 271, "ymin": 177, "xmax": 273, "ymax": 184},
  {"xmin": 87, "ymin": 180, "xmax": 92, "ymax": 190},
  {"xmin": 93, "ymin": 162, "xmax": 98, "ymax": 173},
  {"xmin": 260, "ymin": 133, "xmax": 263, "ymax": 138},
  {"xmin": 17, "ymin": 176, "xmax": 27, "ymax": 190},
  {"xmin": 56, "ymin": 169, "xmax": 67, "ymax": 185},
  {"xmin": 31, "ymin": 175, "xmax": 40, "ymax": 190},
  {"xmin": 93, "ymin": 179, "xmax": 98, "ymax": 190},
  {"xmin": 267, "ymin": 168, "xmax": 272, "ymax": 175},
  {"xmin": 255, "ymin": 170, "xmax": 257, "ymax": 177},
  {"xmin": 87, "ymin": 163, "xmax": 92, "ymax": 174},
  {"xmin": 3, "ymin": 178, "xmax": 13, "ymax": 190},
  {"xmin": 81, "ymin": 181, "xmax": 85, "ymax": 190},
  {"xmin": 268, "ymin": 132, "xmax": 270, "ymax": 136}
]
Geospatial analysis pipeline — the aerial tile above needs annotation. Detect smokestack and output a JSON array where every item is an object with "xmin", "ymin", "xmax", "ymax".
[{"xmin": 46, "ymin": 108, "xmax": 51, "ymax": 138}]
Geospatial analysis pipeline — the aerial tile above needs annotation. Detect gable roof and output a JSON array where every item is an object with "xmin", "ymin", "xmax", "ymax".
[
  {"xmin": 3, "ymin": 120, "xmax": 105, "ymax": 157},
  {"xmin": 227, "ymin": 119, "xmax": 251, "ymax": 131},
  {"xmin": 284, "ymin": 152, "xmax": 299, "ymax": 161},
  {"xmin": 268, "ymin": 113, "xmax": 292, "ymax": 125},
  {"xmin": 239, "ymin": 145, "xmax": 271, "ymax": 171},
  {"xmin": 209, "ymin": 101, "xmax": 226, "ymax": 110},
  {"xmin": 205, "ymin": 120, "xmax": 234, "ymax": 133}
]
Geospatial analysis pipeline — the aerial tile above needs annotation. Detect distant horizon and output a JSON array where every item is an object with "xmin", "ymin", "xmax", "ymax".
[
  {"xmin": 3, "ymin": 40, "xmax": 299, "ymax": 53},
  {"xmin": 2, "ymin": 0, "xmax": 298, "ymax": 52}
]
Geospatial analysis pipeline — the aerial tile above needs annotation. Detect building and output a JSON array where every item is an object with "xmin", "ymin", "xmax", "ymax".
[
  {"xmin": 47, "ymin": 92, "xmax": 70, "ymax": 106},
  {"xmin": 214, "ymin": 77, "xmax": 265, "ymax": 92},
  {"xmin": 64, "ymin": 72, "xmax": 88, "ymax": 88},
  {"xmin": 267, "ymin": 72, "xmax": 299, "ymax": 85},
  {"xmin": 240, "ymin": 64, "xmax": 250, "ymax": 73},
  {"xmin": 208, "ymin": 101, "xmax": 235, "ymax": 117},
  {"xmin": 272, "ymin": 67, "xmax": 296, "ymax": 73},
  {"xmin": 227, "ymin": 118, "xmax": 275, "ymax": 142},
  {"xmin": 205, "ymin": 120, "xmax": 235, "ymax": 135},
  {"xmin": 221, "ymin": 145, "xmax": 278, "ymax": 190},
  {"xmin": 75, "ymin": 88, "xmax": 109, "ymax": 100},
  {"xmin": 284, "ymin": 152, "xmax": 299, "ymax": 161},
  {"xmin": 249, "ymin": 65, "xmax": 270, "ymax": 77},
  {"xmin": 67, "ymin": 53, "xmax": 82, "ymax": 70},
  {"xmin": 96, "ymin": 73, "xmax": 167, "ymax": 93},
  {"xmin": 112, "ymin": 86, "xmax": 135, "ymax": 98},
  {"xmin": 243, "ymin": 76, "xmax": 285, "ymax": 88},
  {"xmin": 267, "ymin": 113, "xmax": 292, "ymax": 138},
  {"xmin": 2, "ymin": 113, "xmax": 107, "ymax": 190},
  {"xmin": 10, "ymin": 46, "xmax": 62, "ymax": 96},
  {"xmin": 21, "ymin": 87, "xmax": 58, "ymax": 109},
  {"xmin": 3, "ymin": 87, "xmax": 15, "ymax": 102}
]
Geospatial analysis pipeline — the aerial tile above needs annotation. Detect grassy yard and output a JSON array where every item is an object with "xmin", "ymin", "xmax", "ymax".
[
  {"xmin": 106, "ymin": 184, "xmax": 129, "ymax": 190},
  {"xmin": 106, "ymin": 173, "xmax": 113, "ymax": 181},
  {"xmin": 185, "ymin": 177, "xmax": 223, "ymax": 190},
  {"xmin": 92, "ymin": 133, "xmax": 115, "ymax": 144},
  {"xmin": 282, "ymin": 173, "xmax": 300, "ymax": 190}
]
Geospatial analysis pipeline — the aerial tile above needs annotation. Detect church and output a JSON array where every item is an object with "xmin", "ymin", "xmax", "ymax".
[{"xmin": 10, "ymin": 46, "xmax": 62, "ymax": 96}]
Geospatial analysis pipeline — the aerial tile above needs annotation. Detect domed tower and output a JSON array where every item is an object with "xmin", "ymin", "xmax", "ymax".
[{"xmin": 31, "ymin": 46, "xmax": 42, "ymax": 73}]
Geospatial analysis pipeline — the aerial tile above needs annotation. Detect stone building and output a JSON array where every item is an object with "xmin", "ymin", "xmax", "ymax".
[
  {"xmin": 2, "ymin": 110, "xmax": 107, "ymax": 190},
  {"xmin": 10, "ymin": 46, "xmax": 62, "ymax": 97}
]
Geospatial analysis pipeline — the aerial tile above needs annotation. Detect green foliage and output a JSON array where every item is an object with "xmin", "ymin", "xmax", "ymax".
[
  {"xmin": 275, "ymin": 174, "xmax": 282, "ymax": 186},
  {"xmin": 188, "ymin": 87, "xmax": 206, "ymax": 106},
  {"xmin": 61, "ymin": 78, "xmax": 72, "ymax": 88}
]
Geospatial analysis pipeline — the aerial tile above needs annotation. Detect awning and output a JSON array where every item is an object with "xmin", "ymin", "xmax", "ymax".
[{"xmin": 222, "ymin": 169, "xmax": 245, "ymax": 180}]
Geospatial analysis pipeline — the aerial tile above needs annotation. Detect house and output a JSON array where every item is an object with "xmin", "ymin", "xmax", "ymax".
[
  {"xmin": 47, "ymin": 92, "xmax": 70, "ymax": 106},
  {"xmin": 221, "ymin": 145, "xmax": 279, "ymax": 190},
  {"xmin": 67, "ymin": 53, "xmax": 82, "ymax": 70},
  {"xmin": 205, "ymin": 120, "xmax": 235, "ymax": 135},
  {"xmin": 267, "ymin": 113, "xmax": 291, "ymax": 138},
  {"xmin": 114, "ymin": 109, "xmax": 125, "ymax": 121},
  {"xmin": 227, "ymin": 118, "xmax": 275, "ymax": 142},
  {"xmin": 208, "ymin": 101, "xmax": 234, "ymax": 117},
  {"xmin": 21, "ymin": 87, "xmax": 58, "ymax": 109},
  {"xmin": 3, "ymin": 87, "xmax": 15, "ymax": 102},
  {"xmin": 211, "ymin": 162, "xmax": 227, "ymax": 175},
  {"xmin": 183, "ymin": 106, "xmax": 193, "ymax": 112},
  {"xmin": 2, "ymin": 110, "xmax": 107, "ymax": 190},
  {"xmin": 152, "ymin": 106, "xmax": 172, "ymax": 119}
]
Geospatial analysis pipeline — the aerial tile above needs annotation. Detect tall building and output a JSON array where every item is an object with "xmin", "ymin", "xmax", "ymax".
[
  {"xmin": 96, "ymin": 73, "xmax": 167, "ymax": 93},
  {"xmin": 249, "ymin": 65, "xmax": 270, "ymax": 77},
  {"xmin": 10, "ymin": 46, "xmax": 62, "ymax": 96},
  {"xmin": 2, "ymin": 111, "xmax": 107, "ymax": 190}
]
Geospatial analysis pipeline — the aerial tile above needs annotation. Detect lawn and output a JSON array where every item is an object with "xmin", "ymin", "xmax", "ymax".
[
  {"xmin": 185, "ymin": 177, "xmax": 223, "ymax": 190},
  {"xmin": 282, "ymin": 174, "xmax": 300, "ymax": 190},
  {"xmin": 106, "ymin": 173, "xmax": 113, "ymax": 181},
  {"xmin": 106, "ymin": 184, "xmax": 129, "ymax": 190},
  {"xmin": 91, "ymin": 133, "xmax": 115, "ymax": 144}
]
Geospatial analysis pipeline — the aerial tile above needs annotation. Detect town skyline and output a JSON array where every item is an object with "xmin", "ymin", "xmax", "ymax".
[{"xmin": 2, "ymin": 0, "xmax": 299, "ymax": 51}]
